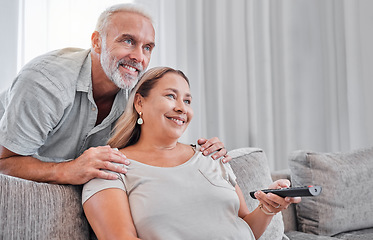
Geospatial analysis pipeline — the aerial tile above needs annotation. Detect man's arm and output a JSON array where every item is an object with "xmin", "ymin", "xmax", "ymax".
[{"xmin": 0, "ymin": 145, "xmax": 128, "ymax": 185}]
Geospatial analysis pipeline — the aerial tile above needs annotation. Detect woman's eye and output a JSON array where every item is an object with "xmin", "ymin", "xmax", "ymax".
[
  {"xmin": 166, "ymin": 94, "xmax": 176, "ymax": 99},
  {"xmin": 184, "ymin": 99, "xmax": 191, "ymax": 104}
]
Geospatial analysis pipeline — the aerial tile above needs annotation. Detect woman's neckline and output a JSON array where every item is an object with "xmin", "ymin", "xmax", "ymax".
[{"xmin": 126, "ymin": 145, "xmax": 201, "ymax": 169}]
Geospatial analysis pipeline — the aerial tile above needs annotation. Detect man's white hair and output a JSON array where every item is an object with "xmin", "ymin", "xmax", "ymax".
[{"xmin": 95, "ymin": 3, "xmax": 153, "ymax": 36}]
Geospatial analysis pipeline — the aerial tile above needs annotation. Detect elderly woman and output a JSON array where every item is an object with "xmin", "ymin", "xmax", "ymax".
[{"xmin": 82, "ymin": 67, "xmax": 300, "ymax": 240}]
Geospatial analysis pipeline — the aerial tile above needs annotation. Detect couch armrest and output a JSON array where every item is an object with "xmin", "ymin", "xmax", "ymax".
[
  {"xmin": 271, "ymin": 169, "xmax": 298, "ymax": 233},
  {"xmin": 0, "ymin": 174, "xmax": 90, "ymax": 240},
  {"xmin": 229, "ymin": 148, "xmax": 287, "ymax": 240},
  {"xmin": 271, "ymin": 169, "xmax": 291, "ymax": 181}
]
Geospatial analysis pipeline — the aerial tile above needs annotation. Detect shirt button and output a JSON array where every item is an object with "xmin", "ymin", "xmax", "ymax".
[{"xmin": 92, "ymin": 107, "xmax": 97, "ymax": 111}]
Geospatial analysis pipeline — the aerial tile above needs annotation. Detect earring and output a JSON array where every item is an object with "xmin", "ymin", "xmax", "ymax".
[{"xmin": 137, "ymin": 112, "xmax": 144, "ymax": 125}]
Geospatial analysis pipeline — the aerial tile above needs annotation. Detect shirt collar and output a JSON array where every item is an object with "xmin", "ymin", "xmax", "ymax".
[{"xmin": 76, "ymin": 50, "xmax": 92, "ymax": 93}]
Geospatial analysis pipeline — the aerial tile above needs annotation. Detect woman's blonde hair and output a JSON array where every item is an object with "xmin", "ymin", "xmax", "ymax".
[{"xmin": 107, "ymin": 67, "xmax": 189, "ymax": 149}]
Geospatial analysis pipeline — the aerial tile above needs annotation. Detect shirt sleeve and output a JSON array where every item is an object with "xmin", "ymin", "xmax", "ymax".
[
  {"xmin": 0, "ymin": 68, "xmax": 66, "ymax": 155},
  {"xmin": 82, "ymin": 171, "xmax": 126, "ymax": 205}
]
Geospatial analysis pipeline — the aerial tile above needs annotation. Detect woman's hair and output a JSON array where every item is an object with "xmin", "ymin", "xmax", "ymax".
[
  {"xmin": 95, "ymin": 3, "xmax": 153, "ymax": 36},
  {"xmin": 107, "ymin": 67, "xmax": 190, "ymax": 149}
]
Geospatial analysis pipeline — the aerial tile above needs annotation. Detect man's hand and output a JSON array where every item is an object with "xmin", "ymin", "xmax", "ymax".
[
  {"xmin": 197, "ymin": 137, "xmax": 232, "ymax": 163},
  {"xmin": 58, "ymin": 146, "xmax": 129, "ymax": 185}
]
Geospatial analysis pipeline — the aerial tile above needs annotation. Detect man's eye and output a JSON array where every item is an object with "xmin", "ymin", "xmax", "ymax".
[
  {"xmin": 124, "ymin": 39, "xmax": 133, "ymax": 45},
  {"xmin": 144, "ymin": 45, "xmax": 151, "ymax": 52}
]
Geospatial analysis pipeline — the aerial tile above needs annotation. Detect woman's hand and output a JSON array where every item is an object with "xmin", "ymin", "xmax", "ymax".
[
  {"xmin": 197, "ymin": 137, "xmax": 231, "ymax": 163},
  {"xmin": 254, "ymin": 179, "xmax": 302, "ymax": 215}
]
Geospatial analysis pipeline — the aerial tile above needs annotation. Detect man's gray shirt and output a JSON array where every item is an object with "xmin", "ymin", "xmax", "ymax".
[{"xmin": 0, "ymin": 48, "xmax": 127, "ymax": 162}]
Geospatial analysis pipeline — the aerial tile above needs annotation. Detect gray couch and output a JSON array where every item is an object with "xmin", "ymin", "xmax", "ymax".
[
  {"xmin": 275, "ymin": 147, "xmax": 373, "ymax": 240},
  {"xmin": 1, "ymin": 147, "xmax": 372, "ymax": 240}
]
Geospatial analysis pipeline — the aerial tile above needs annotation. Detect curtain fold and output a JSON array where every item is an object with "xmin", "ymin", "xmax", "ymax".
[{"xmin": 139, "ymin": 0, "xmax": 373, "ymax": 170}]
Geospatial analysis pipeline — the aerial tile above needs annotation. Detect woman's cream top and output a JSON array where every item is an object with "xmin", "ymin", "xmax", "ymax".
[{"xmin": 82, "ymin": 147, "xmax": 254, "ymax": 240}]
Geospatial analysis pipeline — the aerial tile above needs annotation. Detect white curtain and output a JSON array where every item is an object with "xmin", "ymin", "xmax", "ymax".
[
  {"xmin": 1, "ymin": 0, "xmax": 372, "ymax": 170},
  {"xmin": 0, "ymin": 0, "xmax": 19, "ymax": 93},
  {"xmin": 138, "ymin": 0, "xmax": 373, "ymax": 170}
]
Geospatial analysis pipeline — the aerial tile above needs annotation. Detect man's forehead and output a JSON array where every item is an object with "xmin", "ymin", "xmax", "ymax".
[
  {"xmin": 110, "ymin": 11, "xmax": 153, "ymax": 28},
  {"xmin": 107, "ymin": 11, "xmax": 155, "ymax": 41}
]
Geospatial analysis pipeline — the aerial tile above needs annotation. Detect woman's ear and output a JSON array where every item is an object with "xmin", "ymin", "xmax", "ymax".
[
  {"xmin": 134, "ymin": 93, "xmax": 144, "ymax": 113},
  {"xmin": 91, "ymin": 31, "xmax": 102, "ymax": 54}
]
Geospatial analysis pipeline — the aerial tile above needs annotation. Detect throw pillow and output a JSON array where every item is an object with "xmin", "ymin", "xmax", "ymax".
[{"xmin": 289, "ymin": 146, "xmax": 373, "ymax": 236}]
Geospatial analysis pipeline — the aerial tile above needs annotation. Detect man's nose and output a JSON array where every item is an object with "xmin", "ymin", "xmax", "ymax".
[{"xmin": 129, "ymin": 46, "xmax": 144, "ymax": 63}]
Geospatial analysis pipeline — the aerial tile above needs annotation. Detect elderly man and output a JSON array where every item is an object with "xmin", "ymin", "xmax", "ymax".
[{"xmin": 0, "ymin": 4, "xmax": 229, "ymax": 185}]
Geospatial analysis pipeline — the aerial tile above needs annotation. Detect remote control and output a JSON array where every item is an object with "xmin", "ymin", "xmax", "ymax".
[{"xmin": 250, "ymin": 185, "xmax": 322, "ymax": 199}]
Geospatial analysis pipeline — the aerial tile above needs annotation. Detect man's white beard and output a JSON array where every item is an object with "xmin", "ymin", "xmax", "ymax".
[{"xmin": 100, "ymin": 44, "xmax": 141, "ymax": 90}]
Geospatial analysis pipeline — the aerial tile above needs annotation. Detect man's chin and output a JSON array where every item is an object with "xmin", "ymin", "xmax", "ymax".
[{"xmin": 115, "ymin": 79, "xmax": 138, "ymax": 90}]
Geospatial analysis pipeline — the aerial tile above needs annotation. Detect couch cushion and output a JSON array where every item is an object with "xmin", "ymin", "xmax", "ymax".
[
  {"xmin": 334, "ymin": 227, "xmax": 373, "ymax": 240},
  {"xmin": 289, "ymin": 147, "xmax": 373, "ymax": 236},
  {"xmin": 286, "ymin": 231, "xmax": 337, "ymax": 240},
  {"xmin": 0, "ymin": 174, "xmax": 90, "ymax": 240},
  {"xmin": 229, "ymin": 148, "xmax": 288, "ymax": 240}
]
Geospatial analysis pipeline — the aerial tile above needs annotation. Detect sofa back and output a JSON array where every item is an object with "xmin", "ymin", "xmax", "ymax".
[{"xmin": 0, "ymin": 174, "xmax": 90, "ymax": 240}]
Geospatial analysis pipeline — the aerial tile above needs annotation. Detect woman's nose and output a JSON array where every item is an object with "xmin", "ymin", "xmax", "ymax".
[{"xmin": 174, "ymin": 100, "xmax": 186, "ymax": 113}]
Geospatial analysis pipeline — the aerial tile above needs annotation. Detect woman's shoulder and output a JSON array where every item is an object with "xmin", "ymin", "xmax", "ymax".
[{"xmin": 179, "ymin": 142, "xmax": 196, "ymax": 150}]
